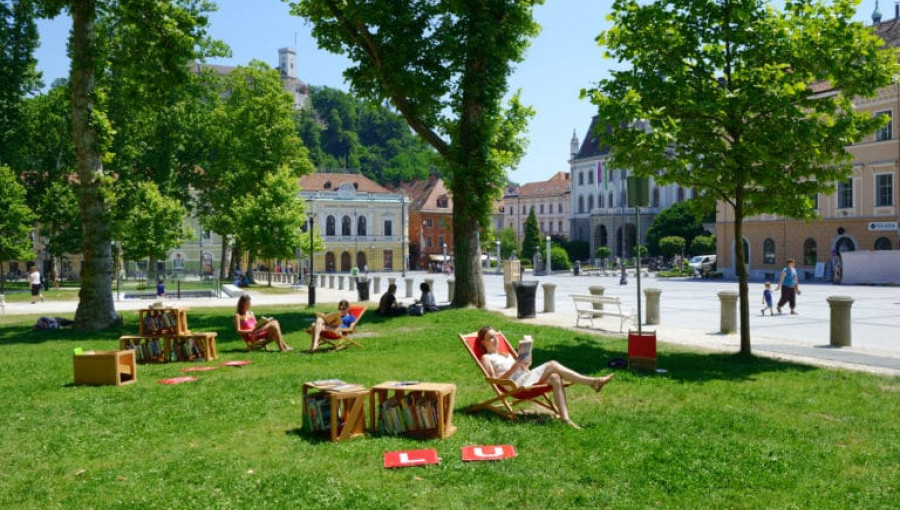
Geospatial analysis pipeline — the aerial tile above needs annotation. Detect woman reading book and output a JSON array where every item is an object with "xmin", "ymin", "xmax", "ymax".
[
  {"xmin": 307, "ymin": 299, "xmax": 357, "ymax": 352},
  {"xmin": 234, "ymin": 295, "xmax": 293, "ymax": 351},
  {"xmin": 477, "ymin": 325, "xmax": 615, "ymax": 429}
]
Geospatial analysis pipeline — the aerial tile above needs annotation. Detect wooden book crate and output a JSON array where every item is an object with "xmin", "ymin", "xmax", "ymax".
[
  {"xmin": 302, "ymin": 382, "xmax": 368, "ymax": 442},
  {"xmin": 73, "ymin": 350, "xmax": 136, "ymax": 386},
  {"xmin": 369, "ymin": 381, "xmax": 457, "ymax": 439}
]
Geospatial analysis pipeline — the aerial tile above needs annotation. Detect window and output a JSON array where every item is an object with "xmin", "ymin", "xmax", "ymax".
[
  {"xmin": 521, "ymin": 206, "xmax": 525, "ymax": 214},
  {"xmin": 652, "ymin": 188, "xmax": 660, "ymax": 208},
  {"xmin": 837, "ymin": 179, "xmax": 853, "ymax": 209},
  {"xmin": 875, "ymin": 110, "xmax": 892, "ymax": 142},
  {"xmin": 676, "ymin": 187, "xmax": 685, "ymax": 202},
  {"xmin": 438, "ymin": 236, "xmax": 445, "ymax": 249},
  {"xmin": 875, "ymin": 237, "xmax": 893, "ymax": 250},
  {"xmin": 578, "ymin": 196, "xmax": 584, "ymax": 213},
  {"xmin": 437, "ymin": 195, "xmax": 449, "ymax": 208},
  {"xmin": 342, "ymin": 216, "xmax": 352, "ymax": 236},
  {"xmin": 742, "ymin": 238, "xmax": 750, "ymax": 264},
  {"xmin": 578, "ymin": 172, "xmax": 584, "ymax": 186},
  {"xmin": 558, "ymin": 221, "xmax": 562, "ymax": 232},
  {"xmin": 326, "ymin": 215, "xmax": 336, "ymax": 236},
  {"xmin": 803, "ymin": 238, "xmax": 817, "ymax": 266},
  {"xmin": 384, "ymin": 220, "xmax": 392, "ymax": 236},
  {"xmin": 426, "ymin": 218, "xmax": 433, "ymax": 227},
  {"xmin": 439, "ymin": 218, "xmax": 445, "ymax": 229},
  {"xmin": 357, "ymin": 216, "xmax": 367, "ymax": 236},
  {"xmin": 608, "ymin": 192, "xmax": 614, "ymax": 208},
  {"xmin": 588, "ymin": 195, "xmax": 594, "ymax": 210},
  {"xmin": 598, "ymin": 194, "xmax": 604, "ymax": 208},
  {"xmin": 876, "ymin": 173, "xmax": 893, "ymax": 207},
  {"xmin": 763, "ymin": 238, "xmax": 776, "ymax": 264},
  {"xmin": 836, "ymin": 236, "xmax": 855, "ymax": 253},
  {"xmin": 558, "ymin": 203, "xmax": 562, "ymax": 213},
  {"xmin": 588, "ymin": 170, "xmax": 594, "ymax": 184},
  {"xmin": 426, "ymin": 237, "xmax": 432, "ymax": 248},
  {"xmin": 540, "ymin": 221, "xmax": 544, "ymax": 232},
  {"xmin": 540, "ymin": 204, "xmax": 544, "ymax": 214},
  {"xmin": 508, "ymin": 206, "xmax": 513, "ymax": 215}
]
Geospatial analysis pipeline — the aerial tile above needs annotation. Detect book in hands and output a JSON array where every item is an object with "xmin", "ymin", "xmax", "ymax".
[
  {"xmin": 316, "ymin": 311, "xmax": 343, "ymax": 328},
  {"xmin": 517, "ymin": 335, "xmax": 534, "ymax": 362},
  {"xmin": 254, "ymin": 316, "xmax": 273, "ymax": 331}
]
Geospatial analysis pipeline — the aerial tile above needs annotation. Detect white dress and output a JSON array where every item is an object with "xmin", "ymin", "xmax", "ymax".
[{"xmin": 483, "ymin": 353, "xmax": 549, "ymax": 388}]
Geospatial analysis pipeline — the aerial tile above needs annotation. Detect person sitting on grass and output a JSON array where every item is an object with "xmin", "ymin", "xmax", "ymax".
[
  {"xmin": 477, "ymin": 325, "xmax": 615, "ymax": 430},
  {"xmin": 377, "ymin": 283, "xmax": 407, "ymax": 316},
  {"xmin": 307, "ymin": 299, "xmax": 357, "ymax": 352},
  {"xmin": 414, "ymin": 282, "xmax": 439, "ymax": 312},
  {"xmin": 234, "ymin": 295, "xmax": 293, "ymax": 351}
]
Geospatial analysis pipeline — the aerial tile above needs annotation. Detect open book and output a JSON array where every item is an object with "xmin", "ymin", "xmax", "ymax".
[
  {"xmin": 316, "ymin": 311, "xmax": 343, "ymax": 328},
  {"xmin": 517, "ymin": 335, "xmax": 533, "ymax": 362},
  {"xmin": 254, "ymin": 316, "xmax": 274, "ymax": 331}
]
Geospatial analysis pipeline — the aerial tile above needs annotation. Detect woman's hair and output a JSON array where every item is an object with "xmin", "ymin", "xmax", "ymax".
[
  {"xmin": 420, "ymin": 282, "xmax": 430, "ymax": 292},
  {"xmin": 338, "ymin": 299, "xmax": 350, "ymax": 310},
  {"xmin": 236, "ymin": 294, "xmax": 251, "ymax": 314},
  {"xmin": 476, "ymin": 325, "xmax": 493, "ymax": 345}
]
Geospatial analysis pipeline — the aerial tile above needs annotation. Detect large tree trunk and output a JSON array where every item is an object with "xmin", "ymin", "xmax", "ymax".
[
  {"xmin": 452, "ymin": 213, "xmax": 485, "ymax": 308},
  {"xmin": 734, "ymin": 192, "xmax": 751, "ymax": 356},
  {"xmin": 71, "ymin": 0, "xmax": 118, "ymax": 329}
]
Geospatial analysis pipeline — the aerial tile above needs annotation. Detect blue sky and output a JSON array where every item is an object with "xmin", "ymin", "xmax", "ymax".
[{"xmin": 33, "ymin": 1, "xmax": 879, "ymax": 185}]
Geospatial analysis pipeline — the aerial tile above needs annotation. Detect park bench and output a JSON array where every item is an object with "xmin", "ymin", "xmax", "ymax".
[{"xmin": 570, "ymin": 294, "xmax": 633, "ymax": 332}]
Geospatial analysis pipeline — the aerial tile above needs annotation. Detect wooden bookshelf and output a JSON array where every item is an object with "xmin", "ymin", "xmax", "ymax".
[
  {"xmin": 369, "ymin": 381, "xmax": 457, "ymax": 439},
  {"xmin": 302, "ymin": 381, "xmax": 368, "ymax": 442},
  {"xmin": 118, "ymin": 308, "xmax": 217, "ymax": 364},
  {"xmin": 73, "ymin": 350, "xmax": 136, "ymax": 386},
  {"xmin": 139, "ymin": 307, "xmax": 190, "ymax": 337}
]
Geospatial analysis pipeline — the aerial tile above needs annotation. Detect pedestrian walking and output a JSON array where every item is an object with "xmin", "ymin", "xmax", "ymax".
[
  {"xmin": 761, "ymin": 282, "xmax": 774, "ymax": 316},
  {"xmin": 29, "ymin": 267, "xmax": 44, "ymax": 303},
  {"xmin": 775, "ymin": 258, "xmax": 800, "ymax": 314}
]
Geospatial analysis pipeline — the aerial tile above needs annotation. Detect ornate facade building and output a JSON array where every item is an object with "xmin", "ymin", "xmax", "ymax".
[
  {"xmin": 397, "ymin": 176, "xmax": 454, "ymax": 271},
  {"xmin": 500, "ymin": 172, "xmax": 571, "ymax": 244}
]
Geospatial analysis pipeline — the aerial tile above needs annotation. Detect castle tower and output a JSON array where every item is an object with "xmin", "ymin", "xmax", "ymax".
[{"xmin": 278, "ymin": 47, "xmax": 297, "ymax": 79}]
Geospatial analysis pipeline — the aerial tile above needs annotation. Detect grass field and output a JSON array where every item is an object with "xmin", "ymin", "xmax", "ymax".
[{"xmin": 1, "ymin": 305, "xmax": 897, "ymax": 509}]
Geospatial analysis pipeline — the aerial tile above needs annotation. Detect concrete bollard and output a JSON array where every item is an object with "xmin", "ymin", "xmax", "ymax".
[
  {"xmin": 319, "ymin": 274, "xmax": 326, "ymax": 288},
  {"xmin": 718, "ymin": 291, "xmax": 739, "ymax": 334},
  {"xmin": 404, "ymin": 277, "xmax": 414, "ymax": 298},
  {"xmin": 349, "ymin": 276, "xmax": 356, "ymax": 291},
  {"xmin": 505, "ymin": 282, "xmax": 517, "ymax": 309},
  {"xmin": 373, "ymin": 276, "xmax": 381, "ymax": 295},
  {"xmin": 328, "ymin": 275, "xmax": 335, "ymax": 288},
  {"xmin": 644, "ymin": 288, "xmax": 662, "ymax": 325},
  {"xmin": 448, "ymin": 278, "xmax": 455, "ymax": 303},
  {"xmin": 338, "ymin": 275, "xmax": 345, "ymax": 290},
  {"xmin": 589, "ymin": 285, "xmax": 606, "ymax": 311},
  {"xmin": 424, "ymin": 278, "xmax": 434, "ymax": 293},
  {"xmin": 827, "ymin": 296, "xmax": 854, "ymax": 347},
  {"xmin": 542, "ymin": 283, "xmax": 556, "ymax": 313},
  {"xmin": 388, "ymin": 277, "xmax": 396, "ymax": 288}
]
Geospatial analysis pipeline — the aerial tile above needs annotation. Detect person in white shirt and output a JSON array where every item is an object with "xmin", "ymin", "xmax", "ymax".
[{"xmin": 29, "ymin": 267, "xmax": 44, "ymax": 304}]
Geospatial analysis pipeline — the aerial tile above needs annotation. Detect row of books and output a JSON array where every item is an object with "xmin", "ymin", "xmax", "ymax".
[
  {"xmin": 305, "ymin": 393, "xmax": 336, "ymax": 432},
  {"xmin": 171, "ymin": 337, "xmax": 208, "ymax": 361},
  {"xmin": 143, "ymin": 311, "xmax": 180, "ymax": 334},
  {"xmin": 379, "ymin": 393, "xmax": 439, "ymax": 435},
  {"xmin": 122, "ymin": 337, "xmax": 207, "ymax": 363},
  {"xmin": 123, "ymin": 338, "xmax": 165, "ymax": 363}
]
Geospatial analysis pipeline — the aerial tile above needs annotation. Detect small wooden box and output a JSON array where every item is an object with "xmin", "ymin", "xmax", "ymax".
[
  {"xmin": 302, "ymin": 382, "xmax": 368, "ymax": 442},
  {"xmin": 74, "ymin": 350, "xmax": 136, "ymax": 386},
  {"xmin": 190, "ymin": 333, "xmax": 218, "ymax": 361},
  {"xmin": 369, "ymin": 381, "xmax": 457, "ymax": 439}
]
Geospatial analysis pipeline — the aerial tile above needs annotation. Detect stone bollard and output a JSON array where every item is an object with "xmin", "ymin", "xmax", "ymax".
[
  {"xmin": 338, "ymin": 275, "xmax": 345, "ymax": 290},
  {"xmin": 349, "ymin": 277, "xmax": 356, "ymax": 291},
  {"xmin": 542, "ymin": 283, "xmax": 556, "ymax": 313},
  {"xmin": 644, "ymin": 288, "xmax": 662, "ymax": 325},
  {"xmin": 718, "ymin": 291, "xmax": 739, "ymax": 334},
  {"xmin": 827, "ymin": 296, "xmax": 854, "ymax": 347},
  {"xmin": 589, "ymin": 285, "xmax": 606, "ymax": 311},
  {"xmin": 424, "ymin": 278, "xmax": 434, "ymax": 293},
  {"xmin": 505, "ymin": 282, "xmax": 517, "ymax": 309},
  {"xmin": 404, "ymin": 277, "xmax": 414, "ymax": 298},
  {"xmin": 373, "ymin": 276, "xmax": 381, "ymax": 295},
  {"xmin": 448, "ymin": 278, "xmax": 455, "ymax": 303},
  {"xmin": 388, "ymin": 277, "xmax": 396, "ymax": 288},
  {"xmin": 319, "ymin": 274, "xmax": 326, "ymax": 288},
  {"xmin": 328, "ymin": 275, "xmax": 335, "ymax": 288}
]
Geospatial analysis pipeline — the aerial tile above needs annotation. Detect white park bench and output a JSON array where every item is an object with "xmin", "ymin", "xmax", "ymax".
[{"xmin": 570, "ymin": 294, "xmax": 634, "ymax": 332}]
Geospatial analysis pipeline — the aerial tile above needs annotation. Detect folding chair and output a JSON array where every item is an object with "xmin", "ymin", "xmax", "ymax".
[
  {"xmin": 458, "ymin": 330, "xmax": 569, "ymax": 420},
  {"xmin": 238, "ymin": 323, "xmax": 273, "ymax": 352},
  {"xmin": 315, "ymin": 305, "xmax": 366, "ymax": 351}
]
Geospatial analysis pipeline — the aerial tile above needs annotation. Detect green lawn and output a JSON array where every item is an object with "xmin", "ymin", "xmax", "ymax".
[{"xmin": 1, "ymin": 305, "xmax": 897, "ymax": 509}]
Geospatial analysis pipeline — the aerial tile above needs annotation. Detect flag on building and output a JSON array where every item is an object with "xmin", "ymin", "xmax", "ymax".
[{"xmin": 597, "ymin": 160, "xmax": 607, "ymax": 190}]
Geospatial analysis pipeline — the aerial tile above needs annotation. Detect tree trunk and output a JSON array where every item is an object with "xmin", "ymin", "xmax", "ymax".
[
  {"xmin": 734, "ymin": 194, "xmax": 752, "ymax": 356},
  {"xmin": 452, "ymin": 212, "xmax": 485, "ymax": 308},
  {"xmin": 71, "ymin": 0, "xmax": 119, "ymax": 330}
]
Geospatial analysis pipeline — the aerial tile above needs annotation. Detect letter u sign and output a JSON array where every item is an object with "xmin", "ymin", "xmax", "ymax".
[{"xmin": 461, "ymin": 444, "xmax": 517, "ymax": 462}]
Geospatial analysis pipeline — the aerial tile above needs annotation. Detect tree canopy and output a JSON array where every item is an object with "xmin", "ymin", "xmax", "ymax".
[
  {"xmin": 644, "ymin": 200, "xmax": 710, "ymax": 257},
  {"xmin": 289, "ymin": 0, "xmax": 541, "ymax": 307},
  {"xmin": 585, "ymin": 0, "xmax": 899, "ymax": 355},
  {"xmin": 0, "ymin": 165, "xmax": 35, "ymax": 293}
]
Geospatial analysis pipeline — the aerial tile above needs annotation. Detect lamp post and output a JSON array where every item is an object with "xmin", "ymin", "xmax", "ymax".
[
  {"xmin": 442, "ymin": 241, "xmax": 448, "ymax": 275},
  {"xmin": 369, "ymin": 245, "xmax": 375, "ymax": 273},
  {"xmin": 400, "ymin": 195, "xmax": 407, "ymax": 277},
  {"xmin": 545, "ymin": 235, "xmax": 552, "ymax": 275},
  {"xmin": 307, "ymin": 209, "xmax": 316, "ymax": 307},
  {"xmin": 495, "ymin": 240, "xmax": 501, "ymax": 274}
]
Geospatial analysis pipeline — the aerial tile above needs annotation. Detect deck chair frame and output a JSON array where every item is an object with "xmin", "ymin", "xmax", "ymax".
[
  {"xmin": 241, "ymin": 332, "xmax": 273, "ymax": 352},
  {"xmin": 315, "ymin": 305, "xmax": 366, "ymax": 351},
  {"xmin": 458, "ymin": 330, "xmax": 569, "ymax": 421}
]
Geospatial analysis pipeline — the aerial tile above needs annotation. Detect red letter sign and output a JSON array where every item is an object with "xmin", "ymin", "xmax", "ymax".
[
  {"xmin": 383, "ymin": 449, "xmax": 440, "ymax": 468},
  {"xmin": 461, "ymin": 444, "xmax": 517, "ymax": 462}
]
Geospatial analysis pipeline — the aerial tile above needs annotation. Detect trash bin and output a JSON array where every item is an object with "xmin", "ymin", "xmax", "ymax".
[
  {"xmin": 512, "ymin": 280, "xmax": 538, "ymax": 318},
  {"xmin": 573, "ymin": 261, "xmax": 581, "ymax": 276},
  {"xmin": 356, "ymin": 277, "xmax": 370, "ymax": 301}
]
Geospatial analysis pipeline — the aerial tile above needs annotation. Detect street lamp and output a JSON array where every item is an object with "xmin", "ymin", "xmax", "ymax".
[
  {"xmin": 546, "ymin": 235, "xmax": 552, "ymax": 275},
  {"xmin": 495, "ymin": 240, "xmax": 501, "ymax": 274},
  {"xmin": 307, "ymin": 208, "xmax": 316, "ymax": 307}
]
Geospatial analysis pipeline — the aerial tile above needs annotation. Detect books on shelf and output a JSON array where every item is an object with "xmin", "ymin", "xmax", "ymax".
[{"xmin": 378, "ymin": 393, "xmax": 439, "ymax": 435}]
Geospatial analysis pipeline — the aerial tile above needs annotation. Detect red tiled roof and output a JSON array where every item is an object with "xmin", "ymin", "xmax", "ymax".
[
  {"xmin": 299, "ymin": 172, "xmax": 392, "ymax": 193},
  {"xmin": 516, "ymin": 172, "xmax": 571, "ymax": 197},
  {"xmin": 397, "ymin": 177, "xmax": 453, "ymax": 212}
]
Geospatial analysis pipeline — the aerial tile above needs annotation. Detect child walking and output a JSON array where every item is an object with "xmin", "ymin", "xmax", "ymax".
[{"xmin": 761, "ymin": 282, "xmax": 774, "ymax": 316}]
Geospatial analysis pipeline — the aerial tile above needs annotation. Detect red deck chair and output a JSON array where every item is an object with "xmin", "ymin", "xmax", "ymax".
[
  {"xmin": 458, "ymin": 330, "xmax": 569, "ymax": 420},
  {"xmin": 316, "ymin": 305, "xmax": 366, "ymax": 351}
]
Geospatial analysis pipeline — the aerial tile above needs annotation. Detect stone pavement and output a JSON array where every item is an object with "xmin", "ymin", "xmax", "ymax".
[{"xmin": 4, "ymin": 271, "xmax": 899, "ymax": 377}]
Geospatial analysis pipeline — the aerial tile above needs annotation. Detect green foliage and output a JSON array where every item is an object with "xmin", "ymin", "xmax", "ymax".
[
  {"xmin": 118, "ymin": 181, "xmax": 190, "ymax": 277},
  {"xmin": 644, "ymin": 200, "xmax": 710, "ymax": 256},
  {"xmin": 635, "ymin": 245, "xmax": 648, "ymax": 257},
  {"xmin": 520, "ymin": 207, "xmax": 541, "ymax": 261},
  {"xmin": 563, "ymin": 239, "xmax": 589, "ymax": 263},
  {"xmin": 38, "ymin": 180, "xmax": 82, "ymax": 258},
  {"xmin": 585, "ymin": 0, "xmax": 899, "ymax": 354},
  {"xmin": 595, "ymin": 245, "xmax": 612, "ymax": 261},
  {"xmin": 690, "ymin": 235, "xmax": 717, "ymax": 256},
  {"xmin": 659, "ymin": 236, "xmax": 686, "ymax": 259},
  {"xmin": 0, "ymin": 165, "xmax": 35, "ymax": 273},
  {"xmin": 0, "ymin": 0, "xmax": 40, "ymax": 167},
  {"xmin": 498, "ymin": 227, "xmax": 518, "ymax": 260},
  {"xmin": 550, "ymin": 245, "xmax": 571, "ymax": 270}
]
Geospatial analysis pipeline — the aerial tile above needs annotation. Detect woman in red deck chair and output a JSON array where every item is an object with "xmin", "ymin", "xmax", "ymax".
[
  {"xmin": 234, "ymin": 295, "xmax": 293, "ymax": 351},
  {"xmin": 307, "ymin": 299, "xmax": 359, "ymax": 352},
  {"xmin": 476, "ymin": 325, "xmax": 615, "ymax": 429}
]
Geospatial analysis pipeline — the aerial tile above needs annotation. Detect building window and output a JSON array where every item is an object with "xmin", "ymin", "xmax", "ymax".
[
  {"xmin": 426, "ymin": 237, "xmax": 433, "ymax": 248},
  {"xmin": 508, "ymin": 206, "xmax": 513, "ymax": 215},
  {"xmin": 803, "ymin": 238, "xmax": 817, "ymax": 266},
  {"xmin": 558, "ymin": 221, "xmax": 562, "ymax": 232},
  {"xmin": 763, "ymin": 238, "xmax": 776, "ymax": 264},
  {"xmin": 426, "ymin": 218, "xmax": 433, "ymax": 227},
  {"xmin": 652, "ymin": 188, "xmax": 660, "ymax": 208},
  {"xmin": 578, "ymin": 196, "xmax": 584, "ymax": 214},
  {"xmin": 598, "ymin": 194, "xmax": 604, "ymax": 208},
  {"xmin": 742, "ymin": 238, "xmax": 750, "ymax": 264},
  {"xmin": 326, "ymin": 215, "xmax": 336, "ymax": 236},
  {"xmin": 875, "ymin": 110, "xmax": 892, "ymax": 142},
  {"xmin": 578, "ymin": 172, "xmax": 584, "ymax": 186},
  {"xmin": 342, "ymin": 215, "xmax": 352, "ymax": 236},
  {"xmin": 676, "ymin": 187, "xmax": 685, "ymax": 202},
  {"xmin": 588, "ymin": 170, "xmax": 594, "ymax": 184},
  {"xmin": 439, "ymin": 218, "xmax": 445, "ymax": 229},
  {"xmin": 521, "ymin": 206, "xmax": 525, "ymax": 214},
  {"xmin": 558, "ymin": 203, "xmax": 562, "ymax": 213},
  {"xmin": 437, "ymin": 195, "xmax": 449, "ymax": 208},
  {"xmin": 588, "ymin": 195, "xmax": 594, "ymax": 210},
  {"xmin": 608, "ymin": 192, "xmax": 614, "ymax": 208},
  {"xmin": 357, "ymin": 216, "xmax": 367, "ymax": 236},
  {"xmin": 539, "ymin": 204, "xmax": 544, "ymax": 214},
  {"xmin": 540, "ymin": 221, "xmax": 544, "ymax": 232},
  {"xmin": 384, "ymin": 220, "xmax": 392, "ymax": 236},
  {"xmin": 836, "ymin": 236, "xmax": 855, "ymax": 253},
  {"xmin": 876, "ymin": 173, "xmax": 893, "ymax": 207},
  {"xmin": 875, "ymin": 237, "xmax": 893, "ymax": 250},
  {"xmin": 837, "ymin": 179, "xmax": 853, "ymax": 209}
]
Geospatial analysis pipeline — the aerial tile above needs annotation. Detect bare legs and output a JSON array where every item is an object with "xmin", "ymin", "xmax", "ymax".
[
  {"xmin": 538, "ymin": 361, "xmax": 615, "ymax": 429},
  {"xmin": 309, "ymin": 317, "xmax": 326, "ymax": 351},
  {"xmin": 260, "ymin": 320, "xmax": 292, "ymax": 351}
]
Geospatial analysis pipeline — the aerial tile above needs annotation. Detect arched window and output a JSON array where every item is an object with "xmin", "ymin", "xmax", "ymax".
[
  {"xmin": 588, "ymin": 195, "xmax": 594, "ymax": 210},
  {"xmin": 342, "ymin": 216, "xmax": 352, "ymax": 236},
  {"xmin": 326, "ymin": 215, "xmax": 336, "ymax": 236},
  {"xmin": 608, "ymin": 192, "xmax": 614, "ymax": 208},
  {"xmin": 874, "ymin": 237, "xmax": 893, "ymax": 250},
  {"xmin": 803, "ymin": 238, "xmax": 817, "ymax": 266},
  {"xmin": 835, "ymin": 236, "xmax": 855, "ymax": 253},
  {"xmin": 598, "ymin": 194, "xmax": 604, "ymax": 208},
  {"xmin": 357, "ymin": 216, "xmax": 367, "ymax": 236},
  {"xmin": 763, "ymin": 238, "xmax": 776, "ymax": 264},
  {"xmin": 578, "ymin": 196, "xmax": 584, "ymax": 213}
]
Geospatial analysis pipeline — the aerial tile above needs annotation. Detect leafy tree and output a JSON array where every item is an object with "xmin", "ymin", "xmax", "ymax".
[
  {"xmin": 658, "ymin": 236, "xmax": 685, "ymax": 260},
  {"xmin": 498, "ymin": 227, "xmax": 518, "ymax": 260},
  {"xmin": 289, "ymin": 0, "xmax": 540, "ymax": 307},
  {"xmin": 118, "ymin": 181, "xmax": 190, "ymax": 282},
  {"xmin": 644, "ymin": 200, "xmax": 710, "ymax": 256},
  {"xmin": 690, "ymin": 235, "xmax": 716, "ymax": 256},
  {"xmin": 520, "ymin": 207, "xmax": 541, "ymax": 261},
  {"xmin": 0, "ymin": 0, "xmax": 41, "ymax": 167},
  {"xmin": 15, "ymin": 82, "xmax": 76, "ymax": 201},
  {"xmin": 595, "ymin": 246, "xmax": 612, "ymax": 267},
  {"xmin": 550, "ymin": 245, "xmax": 571, "ymax": 271},
  {"xmin": 585, "ymin": 0, "xmax": 898, "ymax": 355},
  {"xmin": 0, "ymin": 165, "xmax": 35, "ymax": 293},
  {"xmin": 563, "ymin": 239, "xmax": 589, "ymax": 263},
  {"xmin": 38, "ymin": 180, "xmax": 82, "ymax": 283}
]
